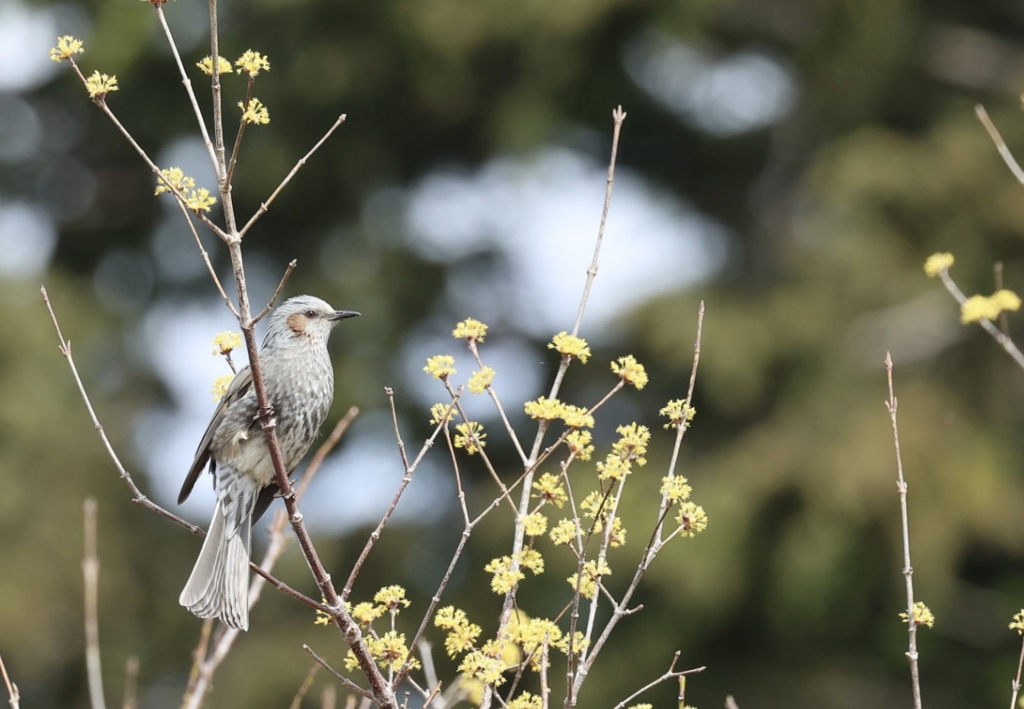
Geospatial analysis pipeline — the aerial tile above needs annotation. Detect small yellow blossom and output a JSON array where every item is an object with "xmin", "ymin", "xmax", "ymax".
[
  {"xmin": 454, "ymin": 421, "xmax": 486, "ymax": 454},
  {"xmin": 211, "ymin": 331, "xmax": 243, "ymax": 355},
  {"xmin": 235, "ymin": 50, "xmax": 271, "ymax": 76},
  {"xmin": 509, "ymin": 616, "xmax": 562, "ymax": 660},
  {"xmin": 923, "ymin": 252, "xmax": 954, "ymax": 278},
  {"xmin": 468, "ymin": 366, "xmax": 495, "ymax": 394},
  {"xmin": 522, "ymin": 512, "xmax": 548, "ymax": 537},
  {"xmin": 518, "ymin": 548, "xmax": 545, "ymax": 575},
  {"xmin": 611, "ymin": 355, "xmax": 648, "ymax": 389},
  {"xmin": 424, "ymin": 354, "xmax": 456, "ymax": 380},
  {"xmin": 549, "ymin": 519, "xmax": 578, "ymax": 546},
  {"xmin": 593, "ymin": 515, "xmax": 627, "ymax": 547},
  {"xmin": 596, "ymin": 455, "xmax": 631, "ymax": 482},
  {"xmin": 549, "ymin": 332, "xmax": 591, "ymax": 363},
  {"xmin": 197, "ymin": 56, "xmax": 234, "ymax": 75},
  {"xmin": 660, "ymin": 399, "xmax": 696, "ymax": 430},
  {"xmin": 568, "ymin": 559, "xmax": 610, "ymax": 599},
  {"xmin": 612, "ymin": 423, "xmax": 650, "ymax": 466},
  {"xmin": 566, "ymin": 430, "xmax": 594, "ymax": 461},
  {"xmin": 960, "ymin": 290, "xmax": 1022, "ymax": 324},
  {"xmin": 85, "ymin": 72, "xmax": 118, "ymax": 99},
  {"xmin": 1009, "ymin": 610, "xmax": 1024, "ymax": 635},
  {"xmin": 580, "ymin": 490, "xmax": 609, "ymax": 520},
  {"xmin": 485, "ymin": 556, "xmax": 526, "ymax": 594},
  {"xmin": 238, "ymin": 98, "xmax": 270, "ymax": 125},
  {"xmin": 509, "ymin": 693, "xmax": 543, "ymax": 709},
  {"xmin": 351, "ymin": 601, "xmax": 385, "ymax": 625},
  {"xmin": 531, "ymin": 472, "xmax": 568, "ymax": 508},
  {"xmin": 458, "ymin": 647, "xmax": 507, "ymax": 686},
  {"xmin": 452, "ymin": 318, "xmax": 488, "ymax": 342},
  {"xmin": 183, "ymin": 187, "xmax": 217, "ymax": 213},
  {"xmin": 899, "ymin": 601, "xmax": 935, "ymax": 628},
  {"xmin": 675, "ymin": 502, "xmax": 707, "ymax": 537},
  {"xmin": 429, "ymin": 402, "xmax": 457, "ymax": 425},
  {"xmin": 435, "ymin": 606, "xmax": 482, "ymax": 657},
  {"xmin": 524, "ymin": 397, "xmax": 595, "ymax": 428},
  {"xmin": 560, "ymin": 403, "xmax": 595, "ymax": 429},
  {"xmin": 154, "ymin": 167, "xmax": 196, "ymax": 196},
  {"xmin": 350, "ymin": 631, "xmax": 418, "ymax": 673},
  {"xmin": 626, "ymin": 705, "xmax": 653, "ymax": 709},
  {"xmin": 660, "ymin": 475, "xmax": 692, "ymax": 503},
  {"xmin": 49, "ymin": 35, "xmax": 83, "ymax": 62},
  {"xmin": 210, "ymin": 374, "xmax": 234, "ymax": 402},
  {"xmin": 373, "ymin": 585, "xmax": 411, "ymax": 611}
]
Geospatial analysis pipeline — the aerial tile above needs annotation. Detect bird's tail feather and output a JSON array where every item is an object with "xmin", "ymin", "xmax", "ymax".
[{"xmin": 179, "ymin": 498, "xmax": 252, "ymax": 631}]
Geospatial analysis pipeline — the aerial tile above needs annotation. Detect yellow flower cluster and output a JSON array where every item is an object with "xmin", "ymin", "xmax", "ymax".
[
  {"xmin": 660, "ymin": 475, "xmax": 692, "ymax": 503},
  {"xmin": 1009, "ymin": 610, "xmax": 1024, "ymax": 635},
  {"xmin": 531, "ymin": 472, "xmax": 568, "ymax": 508},
  {"xmin": 373, "ymin": 584, "xmax": 411, "ymax": 611},
  {"xmin": 611, "ymin": 355, "xmax": 648, "ymax": 389},
  {"xmin": 452, "ymin": 317, "xmax": 488, "ymax": 342},
  {"xmin": 508, "ymin": 693, "xmax": 543, "ymax": 709},
  {"xmin": 458, "ymin": 642, "xmax": 509, "ymax": 686},
  {"xmin": 49, "ymin": 35, "xmax": 83, "ymax": 62},
  {"xmin": 423, "ymin": 354, "xmax": 456, "ymax": 380},
  {"xmin": 899, "ymin": 601, "xmax": 935, "ymax": 628},
  {"xmin": 660, "ymin": 399, "xmax": 696, "ymax": 430},
  {"xmin": 523, "ymin": 397, "xmax": 594, "ymax": 428},
  {"xmin": 196, "ymin": 56, "xmax": 233, "ymax": 75},
  {"xmin": 521, "ymin": 512, "xmax": 548, "ymax": 537},
  {"xmin": 923, "ymin": 252, "xmax": 954, "ymax": 278},
  {"xmin": 210, "ymin": 374, "xmax": 234, "ymax": 402},
  {"xmin": 568, "ymin": 558, "xmax": 610, "ymax": 599},
  {"xmin": 435, "ymin": 606, "xmax": 482, "ymax": 657},
  {"xmin": 211, "ymin": 331, "xmax": 243, "ymax": 356},
  {"xmin": 549, "ymin": 519, "xmax": 577, "ymax": 546},
  {"xmin": 238, "ymin": 98, "xmax": 270, "ymax": 125},
  {"xmin": 676, "ymin": 502, "xmax": 707, "ymax": 537},
  {"xmin": 468, "ymin": 366, "xmax": 495, "ymax": 394},
  {"xmin": 485, "ymin": 550, "xmax": 543, "ymax": 595},
  {"xmin": 596, "ymin": 424, "xmax": 650, "ymax": 482},
  {"xmin": 350, "ymin": 601, "xmax": 385, "ymax": 625},
  {"xmin": 548, "ymin": 331, "xmax": 591, "ymax": 363},
  {"xmin": 565, "ymin": 430, "xmax": 594, "ymax": 460},
  {"xmin": 454, "ymin": 421, "xmax": 486, "ymax": 454},
  {"xmin": 343, "ymin": 631, "xmax": 418, "ymax": 673},
  {"xmin": 154, "ymin": 167, "xmax": 218, "ymax": 213},
  {"xmin": 85, "ymin": 72, "xmax": 118, "ymax": 99},
  {"xmin": 960, "ymin": 289, "xmax": 1021, "ymax": 324},
  {"xmin": 429, "ymin": 402, "xmax": 457, "ymax": 425},
  {"xmin": 235, "ymin": 49, "xmax": 271, "ymax": 76}
]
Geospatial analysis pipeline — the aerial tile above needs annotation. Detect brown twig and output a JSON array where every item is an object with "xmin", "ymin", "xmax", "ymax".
[
  {"xmin": 610, "ymin": 653, "xmax": 704, "ymax": 709},
  {"xmin": 885, "ymin": 352, "xmax": 923, "ymax": 709},
  {"xmin": 976, "ymin": 104, "xmax": 1024, "ymax": 188},
  {"xmin": 121, "ymin": 656, "xmax": 139, "ymax": 709},
  {"xmin": 1011, "ymin": 634, "xmax": 1024, "ymax": 709},
  {"xmin": 83, "ymin": 498, "xmax": 107, "ymax": 709},
  {"xmin": 252, "ymin": 260, "xmax": 298, "ymax": 324},
  {"xmin": 934, "ymin": 267, "xmax": 1024, "ymax": 370},
  {"xmin": 302, "ymin": 645, "xmax": 373, "ymax": 700},
  {"xmin": 287, "ymin": 664, "xmax": 321, "ymax": 709}
]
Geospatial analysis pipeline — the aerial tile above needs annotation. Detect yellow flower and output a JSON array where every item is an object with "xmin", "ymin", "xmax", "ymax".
[
  {"xmin": 611, "ymin": 355, "xmax": 648, "ymax": 390},
  {"xmin": 531, "ymin": 472, "xmax": 568, "ymax": 508},
  {"xmin": 435, "ymin": 606, "xmax": 482, "ymax": 657},
  {"xmin": 468, "ymin": 366, "xmax": 495, "ymax": 394},
  {"xmin": 660, "ymin": 475, "xmax": 692, "ymax": 503},
  {"xmin": 611, "ymin": 423, "xmax": 650, "ymax": 466},
  {"xmin": 84, "ymin": 72, "xmax": 118, "ymax": 99},
  {"xmin": 49, "ymin": 35, "xmax": 83, "ymax": 62},
  {"xmin": 235, "ymin": 50, "xmax": 271, "ymax": 76},
  {"xmin": 238, "ymin": 98, "xmax": 270, "ymax": 125},
  {"xmin": 424, "ymin": 354, "xmax": 456, "ymax": 380},
  {"xmin": 560, "ymin": 403, "xmax": 595, "ymax": 429},
  {"xmin": 566, "ymin": 430, "xmax": 594, "ymax": 461},
  {"xmin": 660, "ymin": 399, "xmax": 696, "ymax": 430},
  {"xmin": 429, "ymin": 402, "xmax": 457, "ymax": 425},
  {"xmin": 458, "ymin": 647, "xmax": 507, "ymax": 686},
  {"xmin": 351, "ymin": 601, "xmax": 385, "ymax": 625},
  {"xmin": 549, "ymin": 519, "xmax": 577, "ymax": 546},
  {"xmin": 568, "ymin": 559, "xmax": 611, "ymax": 599},
  {"xmin": 522, "ymin": 512, "xmax": 548, "ymax": 537},
  {"xmin": 508, "ymin": 692, "xmax": 543, "ymax": 709},
  {"xmin": 518, "ymin": 548, "xmax": 544, "ymax": 574},
  {"xmin": 1009, "ymin": 610, "xmax": 1024, "ymax": 635},
  {"xmin": 197, "ymin": 56, "xmax": 234, "ymax": 75},
  {"xmin": 596, "ymin": 455, "xmax": 630, "ymax": 482},
  {"xmin": 899, "ymin": 601, "xmax": 935, "ymax": 628},
  {"xmin": 675, "ymin": 502, "xmax": 707, "ymax": 537},
  {"xmin": 373, "ymin": 585, "xmax": 411, "ymax": 611},
  {"xmin": 452, "ymin": 318, "xmax": 488, "ymax": 342},
  {"xmin": 524, "ymin": 397, "xmax": 595, "ymax": 428},
  {"xmin": 923, "ymin": 252, "xmax": 954, "ymax": 277},
  {"xmin": 960, "ymin": 289, "xmax": 1022, "ymax": 323},
  {"xmin": 365, "ymin": 631, "xmax": 417, "ymax": 672},
  {"xmin": 154, "ymin": 167, "xmax": 196, "ymax": 196},
  {"xmin": 454, "ymin": 421, "xmax": 486, "ymax": 454},
  {"xmin": 183, "ymin": 187, "xmax": 217, "ymax": 213},
  {"xmin": 484, "ymin": 556, "xmax": 525, "ymax": 594},
  {"xmin": 548, "ymin": 332, "xmax": 591, "ymax": 363},
  {"xmin": 211, "ymin": 331, "xmax": 243, "ymax": 356},
  {"xmin": 210, "ymin": 374, "xmax": 234, "ymax": 402},
  {"xmin": 593, "ymin": 515, "xmax": 627, "ymax": 547}
]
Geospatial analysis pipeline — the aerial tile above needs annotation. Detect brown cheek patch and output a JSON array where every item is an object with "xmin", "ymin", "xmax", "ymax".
[{"xmin": 286, "ymin": 312, "xmax": 308, "ymax": 334}]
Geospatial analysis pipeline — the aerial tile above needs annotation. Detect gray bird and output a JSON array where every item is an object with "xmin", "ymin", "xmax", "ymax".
[{"xmin": 178, "ymin": 295, "xmax": 359, "ymax": 630}]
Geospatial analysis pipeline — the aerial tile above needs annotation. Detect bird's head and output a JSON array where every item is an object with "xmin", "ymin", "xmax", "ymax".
[{"xmin": 264, "ymin": 295, "xmax": 360, "ymax": 347}]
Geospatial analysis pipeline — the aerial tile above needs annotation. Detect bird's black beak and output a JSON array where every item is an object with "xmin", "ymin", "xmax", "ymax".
[{"xmin": 330, "ymin": 310, "xmax": 361, "ymax": 321}]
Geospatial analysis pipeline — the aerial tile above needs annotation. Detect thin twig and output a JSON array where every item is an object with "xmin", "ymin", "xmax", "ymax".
[
  {"xmin": 0, "ymin": 650, "xmax": 20, "ymax": 709},
  {"xmin": 83, "ymin": 498, "xmax": 107, "ymax": 709},
  {"xmin": 239, "ymin": 114, "xmax": 348, "ymax": 236},
  {"xmin": 288, "ymin": 664, "xmax": 321, "ymax": 709},
  {"xmin": 935, "ymin": 268, "xmax": 1024, "ymax": 370},
  {"xmin": 252, "ymin": 260, "xmax": 298, "ymax": 324},
  {"xmin": 975, "ymin": 104, "xmax": 1024, "ymax": 188},
  {"xmin": 885, "ymin": 352, "xmax": 923, "ymax": 709},
  {"xmin": 225, "ymin": 78, "xmax": 255, "ymax": 189},
  {"xmin": 1010, "ymin": 635, "xmax": 1024, "ymax": 709},
  {"xmin": 303, "ymin": 645, "xmax": 373, "ymax": 701},
  {"xmin": 610, "ymin": 653, "xmax": 704, "ymax": 709},
  {"xmin": 121, "ymin": 656, "xmax": 139, "ymax": 709}
]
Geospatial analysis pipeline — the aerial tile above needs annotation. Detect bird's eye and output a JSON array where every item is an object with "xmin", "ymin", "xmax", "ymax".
[{"xmin": 304, "ymin": 309, "xmax": 317, "ymax": 318}]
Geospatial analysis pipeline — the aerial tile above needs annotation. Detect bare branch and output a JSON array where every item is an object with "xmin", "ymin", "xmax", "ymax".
[
  {"xmin": 976, "ymin": 104, "xmax": 1024, "ymax": 188},
  {"xmin": 303, "ymin": 645, "xmax": 373, "ymax": 701},
  {"xmin": 253, "ymin": 260, "xmax": 298, "ymax": 324},
  {"xmin": 0, "ymin": 650, "xmax": 20, "ymax": 709},
  {"xmin": 83, "ymin": 499, "xmax": 107, "ymax": 709}
]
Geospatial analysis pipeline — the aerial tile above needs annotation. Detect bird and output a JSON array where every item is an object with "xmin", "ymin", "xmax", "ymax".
[{"xmin": 177, "ymin": 295, "xmax": 359, "ymax": 630}]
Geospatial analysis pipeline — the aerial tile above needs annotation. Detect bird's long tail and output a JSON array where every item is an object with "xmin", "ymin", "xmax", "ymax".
[{"xmin": 179, "ymin": 491, "xmax": 255, "ymax": 631}]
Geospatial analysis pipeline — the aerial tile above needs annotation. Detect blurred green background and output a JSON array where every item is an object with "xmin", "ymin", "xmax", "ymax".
[{"xmin": 5, "ymin": 0, "xmax": 1024, "ymax": 706}]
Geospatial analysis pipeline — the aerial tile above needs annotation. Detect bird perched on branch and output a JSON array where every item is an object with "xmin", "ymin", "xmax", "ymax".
[{"xmin": 178, "ymin": 295, "xmax": 359, "ymax": 630}]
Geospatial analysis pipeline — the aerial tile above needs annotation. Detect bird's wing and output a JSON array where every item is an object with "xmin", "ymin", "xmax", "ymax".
[{"xmin": 177, "ymin": 366, "xmax": 254, "ymax": 504}]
